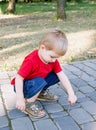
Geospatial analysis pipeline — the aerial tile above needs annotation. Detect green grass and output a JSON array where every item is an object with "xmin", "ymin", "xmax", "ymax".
[{"xmin": 0, "ymin": 1, "xmax": 96, "ymax": 14}]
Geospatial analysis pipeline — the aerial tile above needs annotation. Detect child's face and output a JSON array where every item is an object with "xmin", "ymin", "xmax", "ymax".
[{"xmin": 39, "ymin": 45, "xmax": 60, "ymax": 64}]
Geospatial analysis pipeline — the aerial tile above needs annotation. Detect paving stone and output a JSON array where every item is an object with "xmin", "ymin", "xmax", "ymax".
[
  {"xmin": 0, "ymin": 116, "xmax": 8, "ymax": 128},
  {"xmin": 0, "ymin": 72, "xmax": 9, "ymax": 79},
  {"xmin": 81, "ymin": 122, "xmax": 96, "ymax": 130},
  {"xmin": 63, "ymin": 70, "xmax": 72, "ymax": 76},
  {"xmin": 93, "ymin": 115, "xmax": 96, "ymax": 120},
  {"xmin": 34, "ymin": 119, "xmax": 58, "ymax": 130},
  {"xmin": 54, "ymin": 116, "xmax": 80, "ymax": 130},
  {"xmin": 44, "ymin": 102, "xmax": 63, "ymax": 113},
  {"xmin": 63, "ymin": 103, "xmax": 81, "ymax": 111},
  {"xmin": 76, "ymin": 91, "xmax": 85, "ymax": 99},
  {"xmin": 11, "ymin": 117, "xmax": 34, "ymax": 130},
  {"xmin": 0, "ymin": 103, "xmax": 6, "ymax": 116},
  {"xmin": 70, "ymin": 78, "xmax": 87, "ymax": 87},
  {"xmin": 90, "ymin": 59, "xmax": 96, "ymax": 63},
  {"xmin": 64, "ymin": 64, "xmax": 80, "ymax": 72},
  {"xmin": 81, "ymin": 100, "xmax": 96, "ymax": 115},
  {"xmin": 50, "ymin": 111, "xmax": 68, "ymax": 119},
  {"xmin": 80, "ymin": 73, "xmax": 95, "ymax": 82},
  {"xmin": 82, "ymin": 65, "xmax": 96, "ymax": 75},
  {"xmin": 79, "ymin": 85, "xmax": 94, "ymax": 93},
  {"xmin": 0, "ymin": 96, "xmax": 2, "ymax": 103},
  {"xmin": 8, "ymin": 109, "xmax": 26, "ymax": 119},
  {"xmin": 77, "ymin": 97, "xmax": 90, "ymax": 103},
  {"xmin": 0, "ymin": 127, "xmax": 10, "ymax": 130},
  {"xmin": 0, "ymin": 84, "xmax": 14, "ymax": 93},
  {"xmin": 3, "ymin": 93, "xmax": 16, "ymax": 110},
  {"xmin": 87, "ymin": 81, "xmax": 96, "ymax": 88},
  {"xmin": 83, "ymin": 62, "xmax": 96, "ymax": 71},
  {"xmin": 49, "ymin": 85, "xmax": 67, "ymax": 97},
  {"xmin": 69, "ymin": 108, "xmax": 93, "ymax": 124},
  {"xmin": 67, "ymin": 74, "xmax": 77, "ymax": 80},
  {"xmin": 58, "ymin": 96, "xmax": 69, "ymax": 105},
  {"xmin": 72, "ymin": 62, "xmax": 84, "ymax": 69},
  {"xmin": 86, "ymin": 91, "xmax": 96, "ymax": 102},
  {"xmin": 0, "ymin": 79, "xmax": 10, "ymax": 85},
  {"xmin": 7, "ymin": 71, "xmax": 17, "ymax": 77},
  {"xmin": 71, "ymin": 70, "xmax": 82, "ymax": 76}
]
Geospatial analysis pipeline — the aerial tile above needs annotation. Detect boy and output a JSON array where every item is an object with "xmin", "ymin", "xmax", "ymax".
[{"xmin": 11, "ymin": 29, "xmax": 77, "ymax": 118}]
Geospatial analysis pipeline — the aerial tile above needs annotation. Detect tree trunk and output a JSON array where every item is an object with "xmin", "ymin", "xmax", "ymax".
[
  {"xmin": 6, "ymin": 0, "xmax": 16, "ymax": 13},
  {"xmin": 57, "ymin": 0, "xmax": 66, "ymax": 20}
]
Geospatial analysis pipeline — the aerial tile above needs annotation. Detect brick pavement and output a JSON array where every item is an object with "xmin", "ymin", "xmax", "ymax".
[{"xmin": 0, "ymin": 59, "xmax": 96, "ymax": 130}]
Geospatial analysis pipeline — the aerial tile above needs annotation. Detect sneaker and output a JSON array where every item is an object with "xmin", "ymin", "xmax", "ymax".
[
  {"xmin": 24, "ymin": 102, "xmax": 46, "ymax": 118},
  {"xmin": 37, "ymin": 90, "xmax": 58, "ymax": 101}
]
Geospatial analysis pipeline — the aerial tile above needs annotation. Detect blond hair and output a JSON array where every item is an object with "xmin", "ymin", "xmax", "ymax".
[{"xmin": 39, "ymin": 29, "xmax": 68, "ymax": 56}]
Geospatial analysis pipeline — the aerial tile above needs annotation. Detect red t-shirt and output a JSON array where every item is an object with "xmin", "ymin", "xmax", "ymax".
[{"xmin": 11, "ymin": 50, "xmax": 62, "ymax": 85}]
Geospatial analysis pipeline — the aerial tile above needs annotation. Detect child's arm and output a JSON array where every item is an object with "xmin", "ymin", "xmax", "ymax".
[
  {"xmin": 57, "ymin": 71, "xmax": 77, "ymax": 105},
  {"xmin": 15, "ymin": 74, "xmax": 25, "ymax": 111}
]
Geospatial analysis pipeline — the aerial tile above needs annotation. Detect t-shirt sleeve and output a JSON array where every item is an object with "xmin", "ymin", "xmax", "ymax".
[
  {"xmin": 18, "ymin": 58, "xmax": 34, "ymax": 79},
  {"xmin": 53, "ymin": 60, "xmax": 62, "ymax": 73}
]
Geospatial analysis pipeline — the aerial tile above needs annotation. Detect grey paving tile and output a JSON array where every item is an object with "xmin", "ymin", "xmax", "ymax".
[
  {"xmin": 81, "ymin": 122, "xmax": 96, "ymax": 130},
  {"xmin": 69, "ymin": 108, "xmax": 93, "ymax": 124},
  {"xmin": 64, "ymin": 65, "xmax": 80, "ymax": 72},
  {"xmin": 7, "ymin": 71, "xmax": 17, "ymax": 77},
  {"xmin": 34, "ymin": 119, "xmax": 58, "ymax": 130},
  {"xmin": 54, "ymin": 116, "xmax": 80, "ymax": 130},
  {"xmin": 70, "ymin": 78, "xmax": 87, "ymax": 87},
  {"xmin": 76, "ymin": 91, "xmax": 85, "ymax": 99},
  {"xmin": 86, "ymin": 91, "xmax": 96, "ymax": 102},
  {"xmin": 63, "ymin": 103, "xmax": 81, "ymax": 112},
  {"xmin": 50, "ymin": 111, "xmax": 68, "ymax": 119},
  {"xmin": 83, "ymin": 62, "xmax": 96, "ymax": 71},
  {"xmin": 80, "ymin": 73, "xmax": 95, "ymax": 82},
  {"xmin": 72, "ymin": 62, "xmax": 85, "ymax": 69},
  {"xmin": 8, "ymin": 109, "xmax": 26, "ymax": 119},
  {"xmin": 77, "ymin": 97, "xmax": 90, "ymax": 103},
  {"xmin": 58, "ymin": 96, "xmax": 69, "ymax": 105},
  {"xmin": 11, "ymin": 117, "xmax": 34, "ymax": 130},
  {"xmin": 79, "ymin": 85, "xmax": 94, "ymax": 94},
  {"xmin": 0, "ymin": 79, "xmax": 10, "ymax": 85},
  {"xmin": 87, "ymin": 81, "xmax": 96, "ymax": 88},
  {"xmin": 3, "ymin": 93, "xmax": 16, "ymax": 110},
  {"xmin": 0, "ymin": 72, "xmax": 9, "ymax": 79},
  {"xmin": 0, "ymin": 127, "xmax": 10, "ymax": 130},
  {"xmin": 0, "ymin": 116, "xmax": 9, "ymax": 128},
  {"xmin": 0, "ymin": 84, "xmax": 14, "ymax": 93},
  {"xmin": 81, "ymin": 100, "xmax": 96, "ymax": 115},
  {"xmin": 0, "ymin": 103, "xmax": 6, "ymax": 116},
  {"xmin": 44, "ymin": 102, "xmax": 63, "ymax": 113}
]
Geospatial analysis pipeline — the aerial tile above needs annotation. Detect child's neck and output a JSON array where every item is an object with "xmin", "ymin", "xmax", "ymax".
[{"xmin": 38, "ymin": 50, "xmax": 49, "ymax": 64}]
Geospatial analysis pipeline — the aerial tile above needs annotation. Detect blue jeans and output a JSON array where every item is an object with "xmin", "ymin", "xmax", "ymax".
[{"xmin": 14, "ymin": 72, "xmax": 59, "ymax": 99}]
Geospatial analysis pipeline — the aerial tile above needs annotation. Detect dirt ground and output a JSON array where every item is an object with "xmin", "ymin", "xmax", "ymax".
[{"xmin": 0, "ymin": 13, "xmax": 96, "ymax": 72}]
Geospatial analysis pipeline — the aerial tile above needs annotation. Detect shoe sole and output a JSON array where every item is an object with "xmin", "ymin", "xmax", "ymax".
[
  {"xmin": 23, "ymin": 110, "xmax": 46, "ymax": 119},
  {"xmin": 37, "ymin": 97, "xmax": 58, "ymax": 102}
]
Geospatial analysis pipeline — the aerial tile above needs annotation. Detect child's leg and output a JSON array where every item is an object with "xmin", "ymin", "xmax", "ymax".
[
  {"xmin": 43, "ymin": 71, "xmax": 59, "ymax": 90},
  {"xmin": 37, "ymin": 72, "xmax": 59, "ymax": 101},
  {"xmin": 23, "ymin": 77, "xmax": 47, "ymax": 99}
]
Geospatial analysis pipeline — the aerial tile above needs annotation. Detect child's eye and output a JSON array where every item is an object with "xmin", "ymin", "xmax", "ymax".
[{"xmin": 51, "ymin": 56, "xmax": 54, "ymax": 58}]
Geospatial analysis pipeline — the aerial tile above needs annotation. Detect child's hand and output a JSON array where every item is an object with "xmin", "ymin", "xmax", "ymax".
[
  {"xmin": 68, "ymin": 94, "xmax": 77, "ymax": 105},
  {"xmin": 16, "ymin": 98, "xmax": 25, "ymax": 112}
]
